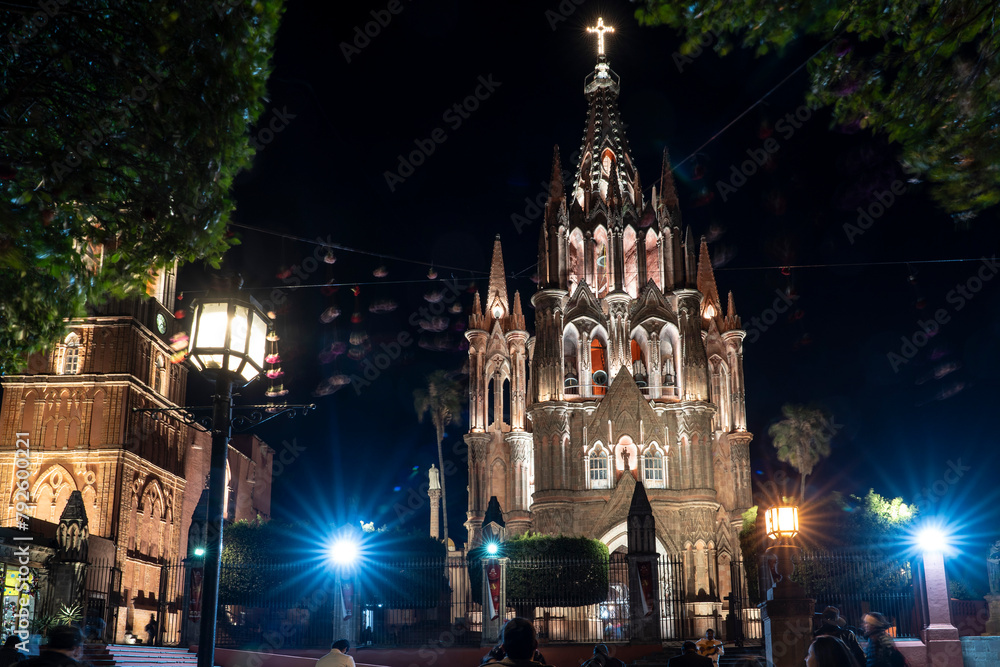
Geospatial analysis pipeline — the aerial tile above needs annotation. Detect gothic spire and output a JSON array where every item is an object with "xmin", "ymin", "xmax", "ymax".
[
  {"xmin": 659, "ymin": 148, "xmax": 679, "ymax": 213},
  {"xmin": 723, "ymin": 290, "xmax": 742, "ymax": 331},
  {"xmin": 571, "ymin": 37, "xmax": 638, "ymax": 212},
  {"xmin": 548, "ymin": 145, "xmax": 565, "ymax": 202},
  {"xmin": 510, "ymin": 290, "xmax": 526, "ymax": 331},
  {"xmin": 697, "ymin": 237, "xmax": 721, "ymax": 310},
  {"xmin": 486, "ymin": 235, "xmax": 509, "ymax": 320}
]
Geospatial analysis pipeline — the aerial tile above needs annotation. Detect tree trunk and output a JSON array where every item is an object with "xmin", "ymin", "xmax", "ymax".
[
  {"xmin": 436, "ymin": 421, "xmax": 448, "ymax": 547},
  {"xmin": 799, "ymin": 472, "xmax": 807, "ymax": 501}
]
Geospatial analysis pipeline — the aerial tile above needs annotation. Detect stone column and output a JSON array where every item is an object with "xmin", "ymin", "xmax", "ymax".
[
  {"xmin": 332, "ymin": 570, "xmax": 358, "ymax": 647},
  {"xmin": 627, "ymin": 481, "xmax": 661, "ymax": 642},
  {"xmin": 47, "ymin": 491, "xmax": 90, "ymax": 619},
  {"xmin": 761, "ymin": 544, "xmax": 815, "ymax": 667},
  {"xmin": 428, "ymin": 464, "xmax": 442, "ymax": 540},
  {"xmin": 921, "ymin": 548, "xmax": 961, "ymax": 667}
]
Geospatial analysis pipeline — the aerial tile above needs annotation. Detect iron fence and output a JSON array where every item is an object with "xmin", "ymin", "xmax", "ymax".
[
  {"xmin": 795, "ymin": 550, "xmax": 920, "ymax": 639},
  {"xmin": 83, "ymin": 560, "xmax": 120, "ymax": 643}
]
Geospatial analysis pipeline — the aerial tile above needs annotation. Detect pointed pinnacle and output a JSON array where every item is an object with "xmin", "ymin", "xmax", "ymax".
[
  {"xmin": 487, "ymin": 236, "xmax": 509, "ymax": 312},
  {"xmin": 697, "ymin": 236, "xmax": 721, "ymax": 307},
  {"xmin": 549, "ymin": 145, "xmax": 564, "ymax": 201},
  {"xmin": 660, "ymin": 148, "xmax": 679, "ymax": 211},
  {"xmin": 727, "ymin": 291, "xmax": 737, "ymax": 319}
]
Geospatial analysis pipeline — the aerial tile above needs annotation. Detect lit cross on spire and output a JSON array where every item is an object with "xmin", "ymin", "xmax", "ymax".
[{"xmin": 587, "ymin": 17, "xmax": 615, "ymax": 57}]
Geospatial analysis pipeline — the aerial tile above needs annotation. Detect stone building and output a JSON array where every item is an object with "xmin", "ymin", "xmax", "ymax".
[
  {"xmin": 0, "ymin": 267, "xmax": 273, "ymax": 642},
  {"xmin": 463, "ymin": 34, "xmax": 754, "ymax": 629}
]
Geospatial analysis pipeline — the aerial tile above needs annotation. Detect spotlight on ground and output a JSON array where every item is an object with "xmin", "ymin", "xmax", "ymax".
[{"xmin": 193, "ymin": 547, "xmax": 205, "ymax": 556}]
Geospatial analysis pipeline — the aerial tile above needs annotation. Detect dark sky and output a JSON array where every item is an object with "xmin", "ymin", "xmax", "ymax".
[{"xmin": 179, "ymin": 2, "xmax": 1000, "ymax": 587}]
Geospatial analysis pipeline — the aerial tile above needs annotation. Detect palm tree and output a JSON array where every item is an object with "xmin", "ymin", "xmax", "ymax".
[
  {"xmin": 414, "ymin": 370, "xmax": 463, "ymax": 545},
  {"xmin": 767, "ymin": 404, "xmax": 836, "ymax": 500}
]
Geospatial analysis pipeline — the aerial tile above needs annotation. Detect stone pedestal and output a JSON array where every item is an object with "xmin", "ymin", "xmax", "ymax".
[
  {"xmin": 984, "ymin": 595, "xmax": 1000, "ymax": 636},
  {"xmin": 921, "ymin": 549, "xmax": 962, "ymax": 667},
  {"xmin": 46, "ymin": 561, "xmax": 87, "ymax": 616},
  {"xmin": 628, "ymin": 554, "xmax": 661, "ymax": 642},
  {"xmin": 332, "ymin": 574, "xmax": 358, "ymax": 647},
  {"xmin": 481, "ymin": 558, "xmax": 508, "ymax": 647},
  {"xmin": 761, "ymin": 545, "xmax": 814, "ymax": 667}
]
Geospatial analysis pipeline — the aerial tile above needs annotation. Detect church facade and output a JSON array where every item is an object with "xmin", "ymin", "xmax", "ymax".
[{"xmin": 463, "ymin": 42, "xmax": 754, "ymax": 617}]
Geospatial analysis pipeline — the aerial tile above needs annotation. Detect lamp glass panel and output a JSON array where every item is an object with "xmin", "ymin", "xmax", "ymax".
[
  {"xmin": 231, "ymin": 305, "xmax": 249, "ymax": 352},
  {"xmin": 195, "ymin": 303, "xmax": 229, "ymax": 350},
  {"xmin": 247, "ymin": 310, "xmax": 268, "ymax": 369},
  {"xmin": 203, "ymin": 353, "xmax": 224, "ymax": 370},
  {"xmin": 240, "ymin": 361, "xmax": 259, "ymax": 382}
]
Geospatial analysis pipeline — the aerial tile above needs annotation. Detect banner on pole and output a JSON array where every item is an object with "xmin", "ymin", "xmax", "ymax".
[
  {"xmin": 340, "ymin": 580, "xmax": 354, "ymax": 620},
  {"xmin": 637, "ymin": 560, "xmax": 655, "ymax": 617},
  {"xmin": 486, "ymin": 559, "xmax": 501, "ymax": 621}
]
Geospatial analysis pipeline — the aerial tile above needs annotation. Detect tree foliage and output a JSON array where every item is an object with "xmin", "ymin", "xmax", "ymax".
[
  {"xmin": 414, "ymin": 370, "xmax": 463, "ymax": 544},
  {"xmin": 0, "ymin": 0, "xmax": 284, "ymax": 371},
  {"xmin": 767, "ymin": 404, "xmax": 835, "ymax": 499},
  {"xmin": 634, "ymin": 0, "xmax": 1000, "ymax": 220},
  {"xmin": 467, "ymin": 533, "xmax": 610, "ymax": 607}
]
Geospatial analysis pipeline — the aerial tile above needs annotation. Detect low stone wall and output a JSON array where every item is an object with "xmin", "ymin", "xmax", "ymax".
[{"xmin": 961, "ymin": 636, "xmax": 1000, "ymax": 667}]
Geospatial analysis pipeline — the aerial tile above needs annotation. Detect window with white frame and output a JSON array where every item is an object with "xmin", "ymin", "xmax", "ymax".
[
  {"xmin": 588, "ymin": 444, "xmax": 610, "ymax": 489},
  {"xmin": 643, "ymin": 444, "xmax": 666, "ymax": 488},
  {"xmin": 61, "ymin": 333, "xmax": 80, "ymax": 375}
]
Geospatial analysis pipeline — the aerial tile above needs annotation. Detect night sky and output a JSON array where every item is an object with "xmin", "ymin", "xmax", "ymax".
[{"xmin": 178, "ymin": 2, "xmax": 1000, "ymax": 587}]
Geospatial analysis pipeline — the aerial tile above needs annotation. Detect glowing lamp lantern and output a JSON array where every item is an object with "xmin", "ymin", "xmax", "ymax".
[
  {"xmin": 765, "ymin": 505, "xmax": 800, "ymax": 541},
  {"xmin": 492, "ymin": 304, "xmax": 504, "ymax": 319},
  {"xmin": 187, "ymin": 297, "xmax": 270, "ymax": 385}
]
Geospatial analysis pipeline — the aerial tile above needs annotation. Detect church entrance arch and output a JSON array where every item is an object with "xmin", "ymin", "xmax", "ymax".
[{"xmin": 597, "ymin": 522, "xmax": 687, "ymax": 639}]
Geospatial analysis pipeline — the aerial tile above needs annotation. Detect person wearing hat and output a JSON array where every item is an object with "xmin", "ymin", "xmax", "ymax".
[
  {"xmin": 814, "ymin": 606, "xmax": 865, "ymax": 666},
  {"xmin": 861, "ymin": 612, "xmax": 897, "ymax": 667}
]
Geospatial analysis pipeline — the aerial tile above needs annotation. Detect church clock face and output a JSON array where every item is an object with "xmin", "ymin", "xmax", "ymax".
[{"xmin": 156, "ymin": 312, "xmax": 167, "ymax": 335}]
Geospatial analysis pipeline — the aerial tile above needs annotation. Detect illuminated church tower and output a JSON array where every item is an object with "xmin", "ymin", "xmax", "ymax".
[{"xmin": 464, "ymin": 19, "xmax": 754, "ymax": 624}]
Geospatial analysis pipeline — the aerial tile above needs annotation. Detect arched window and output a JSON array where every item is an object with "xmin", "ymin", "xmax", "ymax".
[
  {"xmin": 154, "ymin": 354, "xmax": 167, "ymax": 396},
  {"xmin": 630, "ymin": 328, "xmax": 649, "ymax": 387},
  {"xmin": 645, "ymin": 231, "xmax": 661, "ymax": 289},
  {"xmin": 563, "ymin": 326, "xmax": 580, "ymax": 396},
  {"xmin": 61, "ymin": 333, "xmax": 80, "ymax": 375},
  {"xmin": 593, "ymin": 226, "xmax": 610, "ymax": 298},
  {"xmin": 623, "ymin": 226, "xmax": 638, "ymax": 297},
  {"xmin": 659, "ymin": 327, "xmax": 678, "ymax": 390},
  {"xmin": 568, "ymin": 228, "xmax": 585, "ymax": 295},
  {"xmin": 600, "ymin": 149, "xmax": 615, "ymax": 199},
  {"xmin": 643, "ymin": 443, "xmax": 666, "ymax": 489},
  {"xmin": 710, "ymin": 358, "xmax": 732, "ymax": 431},
  {"xmin": 587, "ymin": 443, "xmax": 610, "ymax": 489},
  {"xmin": 591, "ymin": 337, "xmax": 608, "ymax": 396}
]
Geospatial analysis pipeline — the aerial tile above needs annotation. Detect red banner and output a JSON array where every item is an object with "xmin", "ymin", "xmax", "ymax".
[
  {"xmin": 486, "ymin": 559, "xmax": 501, "ymax": 620},
  {"xmin": 637, "ymin": 561, "xmax": 655, "ymax": 617},
  {"xmin": 340, "ymin": 581, "xmax": 354, "ymax": 620},
  {"xmin": 189, "ymin": 567, "xmax": 203, "ymax": 621}
]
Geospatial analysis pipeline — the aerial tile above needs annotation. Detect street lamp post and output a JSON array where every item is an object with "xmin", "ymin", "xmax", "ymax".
[
  {"xmin": 760, "ymin": 502, "xmax": 812, "ymax": 667},
  {"xmin": 131, "ymin": 289, "xmax": 314, "ymax": 667},
  {"xmin": 188, "ymin": 294, "xmax": 269, "ymax": 667}
]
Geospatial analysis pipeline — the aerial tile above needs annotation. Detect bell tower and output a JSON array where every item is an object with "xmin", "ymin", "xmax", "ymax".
[{"xmin": 464, "ymin": 236, "xmax": 532, "ymax": 545}]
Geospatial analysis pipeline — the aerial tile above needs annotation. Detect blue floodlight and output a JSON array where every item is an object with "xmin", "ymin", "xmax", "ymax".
[
  {"xmin": 916, "ymin": 526, "xmax": 948, "ymax": 552},
  {"xmin": 486, "ymin": 542, "xmax": 499, "ymax": 556},
  {"xmin": 193, "ymin": 547, "xmax": 206, "ymax": 556},
  {"xmin": 329, "ymin": 536, "xmax": 360, "ymax": 566}
]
